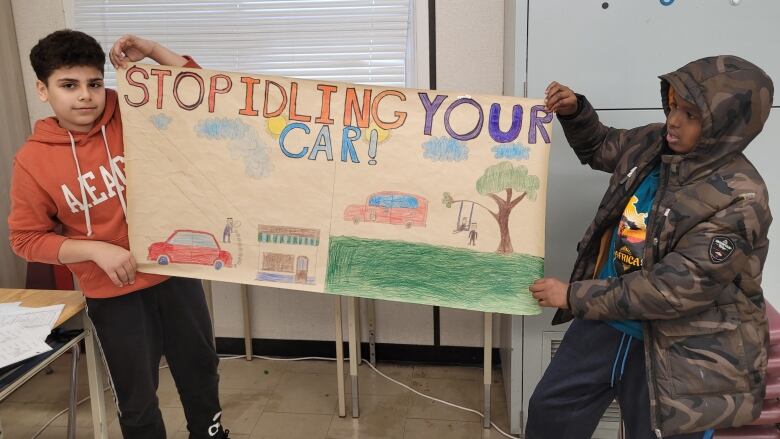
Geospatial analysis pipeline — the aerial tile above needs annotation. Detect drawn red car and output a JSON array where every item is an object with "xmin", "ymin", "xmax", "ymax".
[
  {"xmin": 148, "ymin": 229, "xmax": 233, "ymax": 270},
  {"xmin": 344, "ymin": 191, "xmax": 428, "ymax": 228}
]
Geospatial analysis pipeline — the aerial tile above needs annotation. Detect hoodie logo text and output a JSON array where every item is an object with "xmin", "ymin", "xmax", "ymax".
[{"xmin": 61, "ymin": 156, "xmax": 126, "ymax": 213}]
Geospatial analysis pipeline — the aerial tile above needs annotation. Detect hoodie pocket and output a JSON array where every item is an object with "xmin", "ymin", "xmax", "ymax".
[{"xmin": 656, "ymin": 304, "xmax": 749, "ymax": 396}]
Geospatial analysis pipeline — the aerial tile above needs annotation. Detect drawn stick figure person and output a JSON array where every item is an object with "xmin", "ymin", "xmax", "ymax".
[
  {"xmin": 468, "ymin": 224, "xmax": 478, "ymax": 246},
  {"xmin": 223, "ymin": 218, "xmax": 233, "ymax": 243}
]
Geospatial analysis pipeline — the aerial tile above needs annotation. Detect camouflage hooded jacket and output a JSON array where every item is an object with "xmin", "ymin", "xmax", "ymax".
[{"xmin": 552, "ymin": 56, "xmax": 774, "ymax": 436}]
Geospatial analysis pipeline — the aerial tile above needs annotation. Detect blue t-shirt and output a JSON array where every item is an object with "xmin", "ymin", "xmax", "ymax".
[{"xmin": 599, "ymin": 166, "xmax": 661, "ymax": 340}]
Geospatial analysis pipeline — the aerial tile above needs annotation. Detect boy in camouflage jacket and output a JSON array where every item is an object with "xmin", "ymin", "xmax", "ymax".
[{"xmin": 527, "ymin": 56, "xmax": 773, "ymax": 438}]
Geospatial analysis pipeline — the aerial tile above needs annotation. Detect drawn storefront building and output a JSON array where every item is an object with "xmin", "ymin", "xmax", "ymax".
[{"xmin": 256, "ymin": 225, "xmax": 320, "ymax": 285}]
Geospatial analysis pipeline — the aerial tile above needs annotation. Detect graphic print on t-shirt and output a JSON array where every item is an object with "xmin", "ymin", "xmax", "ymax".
[
  {"xmin": 613, "ymin": 195, "xmax": 649, "ymax": 272},
  {"xmin": 609, "ymin": 165, "xmax": 660, "ymax": 276}
]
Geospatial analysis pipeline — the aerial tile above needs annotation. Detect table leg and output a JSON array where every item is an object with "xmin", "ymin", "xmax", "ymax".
[
  {"xmin": 347, "ymin": 297, "xmax": 360, "ymax": 418},
  {"xmin": 241, "ymin": 284, "xmax": 252, "ymax": 361},
  {"xmin": 83, "ymin": 311, "xmax": 108, "ymax": 439},
  {"xmin": 67, "ymin": 343, "xmax": 80, "ymax": 439},
  {"xmin": 483, "ymin": 312, "xmax": 492, "ymax": 429},
  {"xmin": 334, "ymin": 296, "xmax": 346, "ymax": 417}
]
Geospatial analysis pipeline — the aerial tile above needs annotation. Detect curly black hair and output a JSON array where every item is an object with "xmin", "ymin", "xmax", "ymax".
[{"xmin": 30, "ymin": 29, "xmax": 105, "ymax": 84}]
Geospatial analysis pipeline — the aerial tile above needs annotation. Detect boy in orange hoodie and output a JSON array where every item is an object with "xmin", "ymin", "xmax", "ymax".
[{"xmin": 8, "ymin": 30, "xmax": 228, "ymax": 439}]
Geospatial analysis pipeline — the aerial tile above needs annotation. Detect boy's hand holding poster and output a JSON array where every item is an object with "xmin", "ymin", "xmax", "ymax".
[{"xmin": 118, "ymin": 64, "xmax": 552, "ymax": 315}]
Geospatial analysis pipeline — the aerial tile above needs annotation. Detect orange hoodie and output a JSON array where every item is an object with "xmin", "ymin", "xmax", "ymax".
[{"xmin": 9, "ymin": 59, "xmax": 198, "ymax": 298}]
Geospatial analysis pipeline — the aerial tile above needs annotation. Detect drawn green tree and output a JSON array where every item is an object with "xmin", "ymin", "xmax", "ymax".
[{"xmin": 442, "ymin": 162, "xmax": 539, "ymax": 254}]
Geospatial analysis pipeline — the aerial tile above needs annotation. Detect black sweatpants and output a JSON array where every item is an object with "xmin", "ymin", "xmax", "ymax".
[
  {"xmin": 525, "ymin": 319, "xmax": 711, "ymax": 439},
  {"xmin": 86, "ymin": 277, "xmax": 223, "ymax": 439}
]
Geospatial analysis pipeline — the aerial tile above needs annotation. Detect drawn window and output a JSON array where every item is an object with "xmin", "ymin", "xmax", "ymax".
[
  {"xmin": 368, "ymin": 195, "xmax": 394, "ymax": 208},
  {"xmin": 391, "ymin": 195, "xmax": 419, "ymax": 208},
  {"xmin": 192, "ymin": 233, "xmax": 219, "ymax": 249},
  {"xmin": 262, "ymin": 253, "xmax": 295, "ymax": 273},
  {"xmin": 168, "ymin": 232, "xmax": 193, "ymax": 246}
]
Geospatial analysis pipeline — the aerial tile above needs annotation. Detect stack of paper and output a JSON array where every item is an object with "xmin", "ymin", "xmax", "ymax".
[{"xmin": 0, "ymin": 302, "xmax": 64, "ymax": 369}]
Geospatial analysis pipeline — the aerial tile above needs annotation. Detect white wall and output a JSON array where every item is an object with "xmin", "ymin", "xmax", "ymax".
[
  {"xmin": 435, "ymin": 0, "xmax": 505, "ymax": 96},
  {"xmin": 11, "ymin": 0, "xmax": 509, "ymax": 347},
  {"xmin": 11, "ymin": 0, "xmax": 65, "ymax": 129}
]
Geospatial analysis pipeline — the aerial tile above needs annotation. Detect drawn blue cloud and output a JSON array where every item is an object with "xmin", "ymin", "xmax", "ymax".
[
  {"xmin": 195, "ymin": 118, "xmax": 251, "ymax": 140},
  {"xmin": 421, "ymin": 136, "xmax": 469, "ymax": 161},
  {"xmin": 150, "ymin": 113, "xmax": 172, "ymax": 130},
  {"xmin": 227, "ymin": 137, "xmax": 272, "ymax": 178},
  {"xmin": 492, "ymin": 143, "xmax": 530, "ymax": 160},
  {"xmin": 195, "ymin": 117, "xmax": 271, "ymax": 179}
]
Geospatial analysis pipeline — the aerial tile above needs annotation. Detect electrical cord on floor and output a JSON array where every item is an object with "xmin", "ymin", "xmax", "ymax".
[
  {"xmin": 30, "ymin": 354, "xmax": 518, "ymax": 439},
  {"xmin": 30, "ymin": 392, "xmax": 101, "ymax": 439},
  {"xmin": 358, "ymin": 359, "xmax": 516, "ymax": 439}
]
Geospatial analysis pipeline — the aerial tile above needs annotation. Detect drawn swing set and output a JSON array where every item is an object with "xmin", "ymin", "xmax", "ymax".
[{"xmin": 453, "ymin": 200, "xmax": 476, "ymax": 232}]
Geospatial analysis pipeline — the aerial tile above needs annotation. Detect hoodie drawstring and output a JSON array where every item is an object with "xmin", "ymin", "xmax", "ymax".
[
  {"xmin": 68, "ymin": 131, "xmax": 93, "ymax": 237},
  {"xmin": 610, "ymin": 333, "xmax": 634, "ymax": 387},
  {"xmin": 610, "ymin": 333, "xmax": 626, "ymax": 387},
  {"xmin": 619, "ymin": 335, "xmax": 632, "ymax": 378},
  {"xmin": 67, "ymin": 127, "xmax": 128, "ymax": 237},
  {"xmin": 101, "ymin": 125, "xmax": 128, "ymax": 218}
]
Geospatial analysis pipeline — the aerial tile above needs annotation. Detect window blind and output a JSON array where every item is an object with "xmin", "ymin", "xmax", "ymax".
[{"xmin": 68, "ymin": 0, "xmax": 412, "ymax": 88}]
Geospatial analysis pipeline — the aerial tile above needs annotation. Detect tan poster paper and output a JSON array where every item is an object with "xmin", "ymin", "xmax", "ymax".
[{"xmin": 118, "ymin": 63, "xmax": 551, "ymax": 315}]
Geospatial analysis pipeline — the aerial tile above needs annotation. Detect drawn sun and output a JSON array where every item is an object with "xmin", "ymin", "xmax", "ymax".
[
  {"xmin": 266, "ymin": 115, "xmax": 288, "ymax": 139},
  {"xmin": 361, "ymin": 122, "xmax": 391, "ymax": 144}
]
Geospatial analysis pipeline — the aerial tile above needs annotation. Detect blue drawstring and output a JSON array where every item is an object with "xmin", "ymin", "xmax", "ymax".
[
  {"xmin": 620, "ymin": 335, "xmax": 633, "ymax": 379},
  {"xmin": 610, "ymin": 334, "xmax": 634, "ymax": 387},
  {"xmin": 610, "ymin": 333, "xmax": 627, "ymax": 387}
]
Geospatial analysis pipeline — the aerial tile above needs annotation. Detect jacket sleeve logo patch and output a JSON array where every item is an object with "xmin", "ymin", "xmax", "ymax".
[{"xmin": 709, "ymin": 236, "xmax": 735, "ymax": 264}]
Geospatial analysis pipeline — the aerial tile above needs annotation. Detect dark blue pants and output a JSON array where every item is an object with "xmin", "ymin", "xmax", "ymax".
[
  {"xmin": 525, "ymin": 319, "xmax": 710, "ymax": 439},
  {"xmin": 86, "ymin": 277, "xmax": 224, "ymax": 439}
]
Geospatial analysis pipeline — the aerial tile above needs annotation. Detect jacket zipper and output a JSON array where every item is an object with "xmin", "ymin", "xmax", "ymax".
[
  {"xmin": 651, "ymin": 208, "xmax": 671, "ymax": 263},
  {"xmin": 646, "ymin": 161, "xmax": 672, "ymax": 263},
  {"xmin": 643, "ymin": 160, "xmax": 673, "ymax": 436},
  {"xmin": 620, "ymin": 166, "xmax": 638, "ymax": 185}
]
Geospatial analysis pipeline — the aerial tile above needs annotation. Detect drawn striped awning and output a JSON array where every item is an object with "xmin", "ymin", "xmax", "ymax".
[{"xmin": 258, "ymin": 225, "xmax": 320, "ymax": 246}]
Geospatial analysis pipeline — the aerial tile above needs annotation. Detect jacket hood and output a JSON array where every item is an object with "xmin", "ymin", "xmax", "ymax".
[
  {"xmin": 28, "ymin": 89, "xmax": 118, "ymax": 145},
  {"xmin": 659, "ymin": 55, "xmax": 773, "ymax": 180}
]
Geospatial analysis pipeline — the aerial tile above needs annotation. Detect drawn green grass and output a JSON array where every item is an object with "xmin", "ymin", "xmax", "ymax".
[{"xmin": 326, "ymin": 236, "xmax": 542, "ymax": 315}]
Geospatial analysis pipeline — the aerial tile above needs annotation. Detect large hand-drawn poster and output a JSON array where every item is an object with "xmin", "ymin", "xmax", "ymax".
[{"xmin": 119, "ymin": 64, "xmax": 551, "ymax": 315}]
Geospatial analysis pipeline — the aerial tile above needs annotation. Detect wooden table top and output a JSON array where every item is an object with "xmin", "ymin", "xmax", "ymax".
[{"xmin": 0, "ymin": 288, "xmax": 85, "ymax": 328}]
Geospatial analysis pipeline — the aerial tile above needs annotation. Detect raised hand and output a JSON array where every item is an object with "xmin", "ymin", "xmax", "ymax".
[
  {"xmin": 544, "ymin": 81, "xmax": 579, "ymax": 116},
  {"xmin": 109, "ymin": 34, "xmax": 157, "ymax": 69}
]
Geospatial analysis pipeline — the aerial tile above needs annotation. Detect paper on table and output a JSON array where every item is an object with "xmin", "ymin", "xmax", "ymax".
[
  {"xmin": 0, "ymin": 302, "xmax": 22, "ymax": 310},
  {"xmin": 0, "ymin": 304, "xmax": 65, "ymax": 357},
  {"xmin": 0, "ymin": 323, "xmax": 52, "ymax": 369},
  {"xmin": 0, "ymin": 304, "xmax": 64, "ymax": 330}
]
